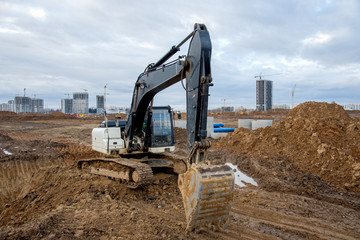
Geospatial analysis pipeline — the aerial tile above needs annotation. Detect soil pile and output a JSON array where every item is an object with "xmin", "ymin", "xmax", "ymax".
[{"xmin": 214, "ymin": 102, "xmax": 360, "ymax": 192}]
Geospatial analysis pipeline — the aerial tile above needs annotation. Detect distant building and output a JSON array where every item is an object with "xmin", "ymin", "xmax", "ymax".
[
  {"xmin": 2, "ymin": 98, "xmax": 44, "ymax": 113},
  {"xmin": 14, "ymin": 96, "xmax": 32, "ymax": 113},
  {"xmin": 209, "ymin": 106, "xmax": 234, "ymax": 113},
  {"xmin": 96, "ymin": 95, "xmax": 105, "ymax": 113},
  {"xmin": 273, "ymin": 104, "xmax": 290, "ymax": 109},
  {"xmin": 107, "ymin": 106, "xmax": 129, "ymax": 114},
  {"xmin": 256, "ymin": 80, "xmax": 273, "ymax": 111},
  {"xmin": 72, "ymin": 92, "xmax": 89, "ymax": 114},
  {"xmin": 31, "ymin": 98, "xmax": 44, "ymax": 113},
  {"xmin": 341, "ymin": 104, "xmax": 360, "ymax": 110},
  {"xmin": 234, "ymin": 106, "xmax": 247, "ymax": 111},
  {"xmin": 8, "ymin": 100, "xmax": 14, "ymax": 112},
  {"xmin": 61, "ymin": 98, "xmax": 73, "ymax": 114},
  {"xmin": 223, "ymin": 106, "xmax": 234, "ymax": 112},
  {"xmin": 0, "ymin": 100, "xmax": 14, "ymax": 112},
  {"xmin": 0, "ymin": 103, "xmax": 11, "ymax": 111}
]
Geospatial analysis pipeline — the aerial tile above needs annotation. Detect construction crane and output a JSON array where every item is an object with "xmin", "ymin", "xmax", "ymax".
[
  {"xmin": 292, "ymin": 84, "xmax": 296, "ymax": 109},
  {"xmin": 64, "ymin": 93, "xmax": 71, "ymax": 99},
  {"xmin": 96, "ymin": 85, "xmax": 109, "ymax": 114},
  {"xmin": 104, "ymin": 84, "xmax": 108, "ymax": 111},
  {"xmin": 254, "ymin": 72, "xmax": 282, "ymax": 80},
  {"xmin": 221, "ymin": 98, "xmax": 227, "ymax": 113}
]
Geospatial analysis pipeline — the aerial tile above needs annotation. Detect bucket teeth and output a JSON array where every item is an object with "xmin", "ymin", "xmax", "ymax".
[{"xmin": 178, "ymin": 164, "xmax": 235, "ymax": 232}]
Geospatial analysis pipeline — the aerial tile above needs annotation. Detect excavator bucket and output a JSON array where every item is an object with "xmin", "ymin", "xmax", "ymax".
[{"xmin": 178, "ymin": 164, "xmax": 235, "ymax": 232}]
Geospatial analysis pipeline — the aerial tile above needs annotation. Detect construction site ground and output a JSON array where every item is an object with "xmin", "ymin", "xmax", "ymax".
[{"xmin": 0, "ymin": 102, "xmax": 359, "ymax": 240}]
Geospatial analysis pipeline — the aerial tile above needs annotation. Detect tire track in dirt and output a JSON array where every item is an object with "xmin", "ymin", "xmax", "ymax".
[
  {"xmin": 225, "ymin": 225, "xmax": 280, "ymax": 240},
  {"xmin": 231, "ymin": 204, "xmax": 360, "ymax": 240},
  {"xmin": 130, "ymin": 202, "xmax": 237, "ymax": 240},
  {"xmin": 131, "ymin": 201, "xmax": 281, "ymax": 240}
]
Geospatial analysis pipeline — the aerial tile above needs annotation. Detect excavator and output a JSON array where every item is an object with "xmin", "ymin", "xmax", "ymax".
[{"xmin": 78, "ymin": 23, "xmax": 235, "ymax": 232}]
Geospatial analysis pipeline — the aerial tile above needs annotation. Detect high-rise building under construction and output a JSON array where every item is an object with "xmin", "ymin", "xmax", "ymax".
[
  {"xmin": 256, "ymin": 80, "xmax": 273, "ymax": 111},
  {"xmin": 61, "ymin": 98, "xmax": 73, "ymax": 114},
  {"xmin": 96, "ymin": 95, "xmax": 105, "ymax": 113},
  {"xmin": 14, "ymin": 96, "xmax": 32, "ymax": 113},
  {"xmin": 72, "ymin": 92, "xmax": 89, "ymax": 114},
  {"xmin": 31, "ymin": 98, "xmax": 44, "ymax": 113}
]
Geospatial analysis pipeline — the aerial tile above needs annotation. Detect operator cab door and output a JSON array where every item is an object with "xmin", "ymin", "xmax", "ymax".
[{"xmin": 149, "ymin": 106, "xmax": 174, "ymax": 148}]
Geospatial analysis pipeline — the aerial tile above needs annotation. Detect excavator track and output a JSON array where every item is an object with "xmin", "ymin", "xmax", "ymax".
[
  {"xmin": 77, "ymin": 158, "xmax": 153, "ymax": 189},
  {"xmin": 178, "ymin": 164, "xmax": 235, "ymax": 232}
]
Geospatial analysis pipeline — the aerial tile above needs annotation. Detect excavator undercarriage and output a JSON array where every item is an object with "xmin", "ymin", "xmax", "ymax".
[
  {"xmin": 78, "ymin": 153, "xmax": 187, "ymax": 188},
  {"xmin": 78, "ymin": 158, "xmax": 154, "ymax": 189}
]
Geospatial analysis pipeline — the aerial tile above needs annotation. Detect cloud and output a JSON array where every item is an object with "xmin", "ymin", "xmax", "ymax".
[
  {"xmin": 0, "ymin": 26, "xmax": 31, "ymax": 34},
  {"xmin": 0, "ymin": 0, "xmax": 360, "ymax": 110},
  {"xmin": 302, "ymin": 33, "xmax": 332, "ymax": 45},
  {"xmin": 29, "ymin": 7, "xmax": 46, "ymax": 20}
]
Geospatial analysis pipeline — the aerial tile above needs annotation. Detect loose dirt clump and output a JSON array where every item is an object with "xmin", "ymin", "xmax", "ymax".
[{"xmin": 214, "ymin": 101, "xmax": 360, "ymax": 192}]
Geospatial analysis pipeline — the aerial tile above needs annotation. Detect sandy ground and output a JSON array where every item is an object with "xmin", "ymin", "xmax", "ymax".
[{"xmin": 0, "ymin": 107, "xmax": 359, "ymax": 240}]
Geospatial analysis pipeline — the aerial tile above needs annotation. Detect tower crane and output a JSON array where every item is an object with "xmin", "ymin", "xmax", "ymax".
[
  {"xmin": 292, "ymin": 84, "xmax": 296, "ymax": 109},
  {"xmin": 254, "ymin": 72, "xmax": 282, "ymax": 80}
]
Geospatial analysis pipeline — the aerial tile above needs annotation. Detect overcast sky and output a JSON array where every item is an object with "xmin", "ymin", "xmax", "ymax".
[{"xmin": 1, "ymin": 0, "xmax": 359, "ymax": 110}]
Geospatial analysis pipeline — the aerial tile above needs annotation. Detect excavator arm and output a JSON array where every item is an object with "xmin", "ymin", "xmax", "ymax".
[
  {"xmin": 125, "ymin": 24, "xmax": 211, "ymax": 160},
  {"xmin": 125, "ymin": 56, "xmax": 184, "ymax": 152},
  {"xmin": 125, "ymin": 27, "xmax": 195, "ymax": 142},
  {"xmin": 185, "ymin": 24, "xmax": 212, "ymax": 166}
]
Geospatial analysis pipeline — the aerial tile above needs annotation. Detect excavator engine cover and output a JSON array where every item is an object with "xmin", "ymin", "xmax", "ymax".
[{"xmin": 178, "ymin": 164, "xmax": 235, "ymax": 232}]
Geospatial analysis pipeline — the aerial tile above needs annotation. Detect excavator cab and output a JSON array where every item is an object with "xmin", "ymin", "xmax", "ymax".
[
  {"xmin": 144, "ymin": 106, "xmax": 175, "ymax": 153},
  {"xmin": 150, "ymin": 106, "xmax": 174, "ymax": 148}
]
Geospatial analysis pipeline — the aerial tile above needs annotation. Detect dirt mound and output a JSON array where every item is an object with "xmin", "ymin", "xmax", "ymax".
[
  {"xmin": 0, "ymin": 111, "xmax": 16, "ymax": 116},
  {"xmin": 289, "ymin": 101, "xmax": 350, "ymax": 120},
  {"xmin": 214, "ymin": 101, "xmax": 360, "ymax": 192},
  {"xmin": 0, "ymin": 111, "xmax": 17, "ymax": 121},
  {"xmin": 49, "ymin": 111, "xmax": 67, "ymax": 117}
]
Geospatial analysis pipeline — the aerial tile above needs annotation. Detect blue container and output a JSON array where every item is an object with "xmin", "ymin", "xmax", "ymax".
[
  {"xmin": 214, "ymin": 128, "xmax": 234, "ymax": 132},
  {"xmin": 213, "ymin": 123, "xmax": 224, "ymax": 128}
]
